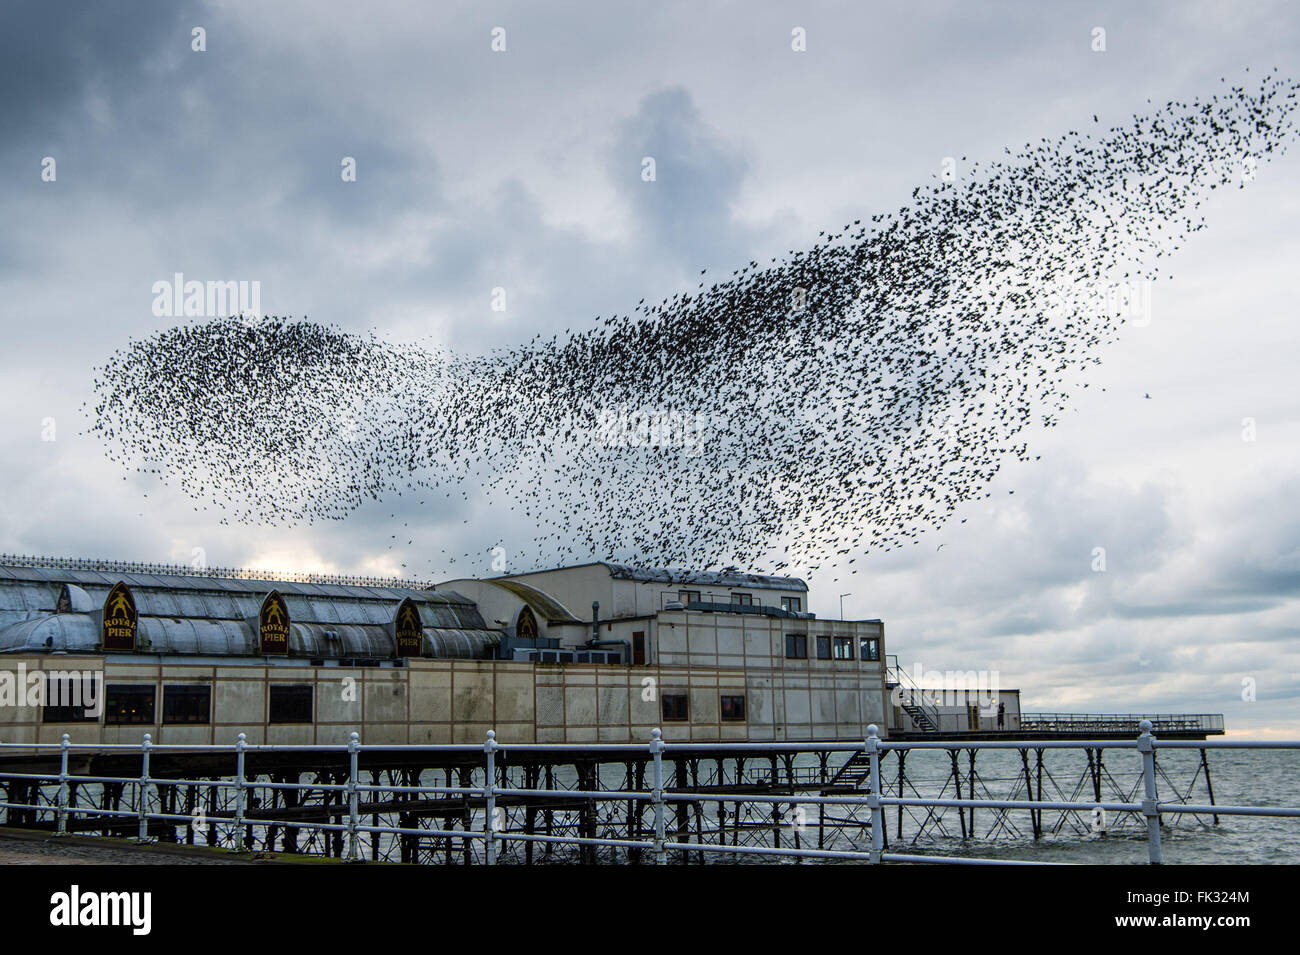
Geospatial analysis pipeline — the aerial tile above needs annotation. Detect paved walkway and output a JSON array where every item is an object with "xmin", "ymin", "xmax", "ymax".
[{"xmin": 0, "ymin": 829, "xmax": 284, "ymax": 864}]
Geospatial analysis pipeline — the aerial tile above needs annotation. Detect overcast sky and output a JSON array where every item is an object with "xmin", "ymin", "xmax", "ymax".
[{"xmin": 1, "ymin": 1, "xmax": 1298, "ymax": 735}]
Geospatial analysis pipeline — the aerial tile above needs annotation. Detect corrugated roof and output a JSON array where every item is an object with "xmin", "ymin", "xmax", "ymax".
[
  {"xmin": 0, "ymin": 558, "xmax": 500, "ymax": 659},
  {"xmin": 598, "ymin": 562, "xmax": 808, "ymax": 593}
]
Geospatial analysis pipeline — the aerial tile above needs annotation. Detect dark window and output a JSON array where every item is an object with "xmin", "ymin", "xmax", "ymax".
[
  {"xmin": 731, "ymin": 592, "xmax": 755, "ymax": 606},
  {"xmin": 678, "ymin": 590, "xmax": 701, "ymax": 605},
  {"xmin": 781, "ymin": 596, "xmax": 802, "ymax": 613},
  {"xmin": 269, "ymin": 684, "xmax": 313, "ymax": 723},
  {"xmin": 784, "ymin": 634, "xmax": 808, "ymax": 659},
  {"xmin": 861, "ymin": 637, "xmax": 881, "ymax": 662},
  {"xmin": 833, "ymin": 636, "xmax": 855, "ymax": 660},
  {"xmin": 632, "ymin": 631, "xmax": 646, "ymax": 666},
  {"xmin": 721, "ymin": 695, "xmax": 746, "ymax": 721},
  {"xmin": 41, "ymin": 675, "xmax": 100, "ymax": 723},
  {"xmin": 662, "ymin": 693, "xmax": 689, "ymax": 721},
  {"xmin": 163, "ymin": 684, "xmax": 211, "ymax": 724},
  {"xmin": 104, "ymin": 684, "xmax": 155, "ymax": 725},
  {"xmin": 816, "ymin": 636, "xmax": 832, "ymax": 660}
]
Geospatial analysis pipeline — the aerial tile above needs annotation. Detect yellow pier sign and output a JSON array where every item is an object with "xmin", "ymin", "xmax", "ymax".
[
  {"xmin": 394, "ymin": 598, "xmax": 424, "ymax": 657},
  {"xmin": 259, "ymin": 591, "xmax": 291, "ymax": 655},
  {"xmin": 101, "ymin": 581, "xmax": 137, "ymax": 651}
]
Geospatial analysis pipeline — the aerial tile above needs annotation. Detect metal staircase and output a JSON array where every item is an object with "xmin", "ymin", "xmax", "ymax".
[
  {"xmin": 884, "ymin": 654, "xmax": 941, "ymax": 733},
  {"xmin": 825, "ymin": 656, "xmax": 943, "ymax": 790},
  {"xmin": 826, "ymin": 751, "xmax": 873, "ymax": 788}
]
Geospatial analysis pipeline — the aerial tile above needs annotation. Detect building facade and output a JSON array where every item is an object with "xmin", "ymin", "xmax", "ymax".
[{"xmin": 0, "ymin": 557, "xmax": 889, "ymax": 747}]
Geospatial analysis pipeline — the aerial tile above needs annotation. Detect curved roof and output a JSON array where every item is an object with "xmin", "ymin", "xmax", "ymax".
[
  {"xmin": 0, "ymin": 561, "xmax": 486, "ymax": 630},
  {"xmin": 0, "ymin": 559, "xmax": 501, "ymax": 660},
  {"xmin": 486, "ymin": 579, "xmax": 584, "ymax": 623},
  {"xmin": 0, "ymin": 613, "xmax": 503, "ymax": 659}
]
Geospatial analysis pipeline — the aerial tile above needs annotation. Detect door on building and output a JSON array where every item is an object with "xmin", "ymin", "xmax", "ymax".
[{"xmin": 632, "ymin": 631, "xmax": 646, "ymax": 666}]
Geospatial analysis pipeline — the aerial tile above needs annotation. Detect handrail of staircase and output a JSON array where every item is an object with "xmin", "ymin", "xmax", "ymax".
[{"xmin": 885, "ymin": 654, "xmax": 942, "ymax": 731}]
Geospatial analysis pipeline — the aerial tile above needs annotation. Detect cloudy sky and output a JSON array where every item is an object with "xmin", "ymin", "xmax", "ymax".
[{"xmin": 2, "ymin": 1, "xmax": 1298, "ymax": 734}]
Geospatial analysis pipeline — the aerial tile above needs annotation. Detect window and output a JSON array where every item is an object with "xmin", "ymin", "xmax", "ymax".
[
  {"xmin": 784, "ymin": 634, "xmax": 808, "ymax": 659},
  {"xmin": 861, "ymin": 637, "xmax": 881, "ymax": 662},
  {"xmin": 781, "ymin": 596, "xmax": 802, "ymax": 613},
  {"xmin": 163, "ymin": 684, "xmax": 211, "ymax": 724},
  {"xmin": 104, "ymin": 684, "xmax": 155, "ymax": 725},
  {"xmin": 721, "ymin": 695, "xmax": 746, "ymax": 721},
  {"xmin": 731, "ymin": 592, "xmax": 755, "ymax": 606},
  {"xmin": 269, "ymin": 684, "xmax": 313, "ymax": 723},
  {"xmin": 662, "ymin": 693, "xmax": 689, "ymax": 721},
  {"xmin": 678, "ymin": 590, "xmax": 701, "ymax": 606},
  {"xmin": 833, "ymin": 636, "xmax": 855, "ymax": 660},
  {"xmin": 41, "ymin": 675, "xmax": 100, "ymax": 723},
  {"xmin": 632, "ymin": 631, "xmax": 646, "ymax": 666},
  {"xmin": 816, "ymin": 636, "xmax": 832, "ymax": 660}
]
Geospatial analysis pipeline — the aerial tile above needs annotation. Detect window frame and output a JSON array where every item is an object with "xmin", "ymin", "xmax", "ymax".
[
  {"xmin": 41, "ymin": 674, "xmax": 101, "ymax": 723},
  {"xmin": 162, "ymin": 683, "xmax": 212, "ymax": 725},
  {"xmin": 269, "ymin": 683, "xmax": 314, "ymax": 724},
  {"xmin": 661, "ymin": 693, "xmax": 689, "ymax": 722},
  {"xmin": 784, "ymin": 633, "xmax": 808, "ymax": 659},
  {"xmin": 816, "ymin": 635, "xmax": 832, "ymax": 660},
  {"xmin": 720, "ymin": 694, "xmax": 746, "ymax": 721},
  {"xmin": 104, "ymin": 683, "xmax": 156, "ymax": 726},
  {"xmin": 833, "ymin": 636, "xmax": 856, "ymax": 661},
  {"xmin": 781, "ymin": 596, "xmax": 802, "ymax": 613},
  {"xmin": 860, "ymin": 637, "xmax": 881, "ymax": 662}
]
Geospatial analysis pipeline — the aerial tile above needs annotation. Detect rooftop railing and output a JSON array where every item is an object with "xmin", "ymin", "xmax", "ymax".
[
  {"xmin": 0, "ymin": 554, "xmax": 432, "ymax": 591},
  {"xmin": 1019, "ymin": 713, "xmax": 1225, "ymax": 734},
  {"xmin": 3, "ymin": 722, "xmax": 1294, "ymax": 864}
]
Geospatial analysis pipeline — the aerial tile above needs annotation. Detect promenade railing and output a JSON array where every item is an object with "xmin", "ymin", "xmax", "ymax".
[{"xmin": 1, "ymin": 721, "xmax": 1296, "ymax": 865}]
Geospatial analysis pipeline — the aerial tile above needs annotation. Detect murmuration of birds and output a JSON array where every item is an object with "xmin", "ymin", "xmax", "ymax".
[{"xmin": 86, "ymin": 74, "xmax": 1299, "ymax": 579}]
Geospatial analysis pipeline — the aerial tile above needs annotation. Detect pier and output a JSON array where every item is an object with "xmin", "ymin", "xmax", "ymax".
[{"xmin": 3, "ymin": 720, "xmax": 1295, "ymax": 865}]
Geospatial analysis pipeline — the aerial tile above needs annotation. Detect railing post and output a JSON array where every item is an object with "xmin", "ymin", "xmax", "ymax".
[
  {"xmin": 483, "ymin": 730, "xmax": 498, "ymax": 865},
  {"xmin": 55, "ymin": 733, "xmax": 70, "ymax": 836},
  {"xmin": 346, "ymin": 731, "xmax": 361, "ymax": 862},
  {"xmin": 230, "ymin": 732, "xmax": 246, "ymax": 853},
  {"xmin": 650, "ymin": 728, "xmax": 667, "ymax": 864},
  {"xmin": 866, "ymin": 725, "xmax": 884, "ymax": 864},
  {"xmin": 133, "ymin": 733, "xmax": 153, "ymax": 843},
  {"xmin": 1137, "ymin": 719, "xmax": 1163, "ymax": 864}
]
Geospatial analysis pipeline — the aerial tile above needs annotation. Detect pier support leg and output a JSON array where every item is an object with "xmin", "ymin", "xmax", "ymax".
[
  {"xmin": 967, "ymin": 749, "xmax": 977, "ymax": 836},
  {"xmin": 896, "ymin": 749, "xmax": 907, "ymax": 841},
  {"xmin": 1199, "ymin": 748, "xmax": 1219, "ymax": 825},
  {"xmin": 1035, "ymin": 748, "xmax": 1045, "ymax": 839},
  {"xmin": 949, "ymin": 750, "xmax": 966, "ymax": 839},
  {"xmin": 1020, "ymin": 749, "xmax": 1040, "ymax": 839}
]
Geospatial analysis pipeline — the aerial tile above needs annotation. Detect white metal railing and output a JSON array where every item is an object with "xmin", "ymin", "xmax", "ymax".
[{"xmin": 1, "ymin": 721, "xmax": 1297, "ymax": 864}]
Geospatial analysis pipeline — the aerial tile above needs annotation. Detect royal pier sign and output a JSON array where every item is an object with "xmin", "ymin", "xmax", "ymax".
[
  {"xmin": 394, "ymin": 598, "xmax": 424, "ymax": 657},
  {"xmin": 100, "ymin": 581, "xmax": 137, "ymax": 652},
  {"xmin": 258, "ymin": 591, "xmax": 291, "ymax": 655}
]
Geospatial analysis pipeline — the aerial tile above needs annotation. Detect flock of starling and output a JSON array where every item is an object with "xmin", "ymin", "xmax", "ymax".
[{"xmin": 87, "ymin": 74, "xmax": 1298, "ymax": 579}]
